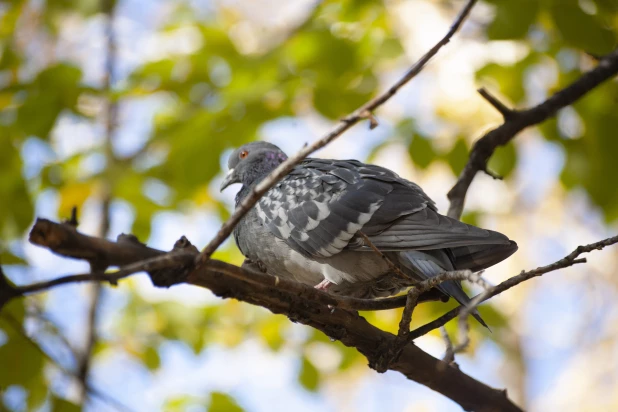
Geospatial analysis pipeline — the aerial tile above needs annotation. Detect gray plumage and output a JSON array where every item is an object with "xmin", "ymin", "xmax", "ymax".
[{"xmin": 221, "ymin": 142, "xmax": 518, "ymax": 328}]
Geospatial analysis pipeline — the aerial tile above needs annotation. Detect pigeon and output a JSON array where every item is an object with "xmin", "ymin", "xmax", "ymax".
[{"xmin": 220, "ymin": 141, "xmax": 517, "ymax": 327}]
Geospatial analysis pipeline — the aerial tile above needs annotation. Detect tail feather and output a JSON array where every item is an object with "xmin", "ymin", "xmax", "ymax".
[
  {"xmin": 398, "ymin": 250, "xmax": 489, "ymax": 329},
  {"xmin": 437, "ymin": 279, "xmax": 489, "ymax": 329},
  {"xmin": 450, "ymin": 241, "xmax": 518, "ymax": 272}
]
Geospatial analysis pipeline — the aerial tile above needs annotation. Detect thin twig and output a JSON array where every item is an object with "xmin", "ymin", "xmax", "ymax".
[
  {"xmin": 77, "ymin": 0, "xmax": 119, "ymax": 402},
  {"xmin": 357, "ymin": 231, "xmax": 408, "ymax": 280},
  {"xmin": 448, "ymin": 47, "xmax": 618, "ymax": 220},
  {"xmin": 408, "ymin": 236, "xmax": 618, "ymax": 340},
  {"xmin": 385, "ymin": 270, "xmax": 490, "ymax": 370},
  {"xmin": 195, "ymin": 0, "xmax": 479, "ymax": 264},
  {"xmin": 373, "ymin": 269, "xmax": 491, "ymax": 372},
  {"xmin": 452, "ymin": 288, "xmax": 490, "ymax": 356},
  {"xmin": 78, "ymin": 264, "xmax": 105, "ymax": 401},
  {"xmin": 449, "ymin": 271, "xmax": 492, "ymax": 357},
  {"xmin": 481, "ymin": 166, "xmax": 503, "ymax": 180},
  {"xmin": 14, "ymin": 252, "xmax": 194, "ymax": 296},
  {"xmin": 395, "ymin": 270, "xmax": 483, "ymax": 338},
  {"xmin": 26, "ymin": 303, "xmax": 83, "ymax": 360},
  {"xmin": 398, "ymin": 288, "xmax": 422, "ymax": 337},
  {"xmin": 1, "ymin": 312, "xmax": 135, "ymax": 412},
  {"xmin": 441, "ymin": 326, "xmax": 456, "ymax": 364}
]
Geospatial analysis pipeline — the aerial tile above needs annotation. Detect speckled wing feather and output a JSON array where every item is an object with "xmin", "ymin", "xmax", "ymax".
[{"xmin": 255, "ymin": 159, "xmax": 435, "ymax": 258}]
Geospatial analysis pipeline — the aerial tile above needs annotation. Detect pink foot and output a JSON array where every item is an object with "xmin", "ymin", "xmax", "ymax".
[{"xmin": 314, "ymin": 279, "xmax": 333, "ymax": 291}]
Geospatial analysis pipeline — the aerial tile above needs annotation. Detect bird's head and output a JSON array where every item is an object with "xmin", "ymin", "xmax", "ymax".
[{"xmin": 220, "ymin": 141, "xmax": 288, "ymax": 191}]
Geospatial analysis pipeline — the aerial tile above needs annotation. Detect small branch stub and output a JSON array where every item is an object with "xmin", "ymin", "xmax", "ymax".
[
  {"xmin": 477, "ymin": 87, "xmax": 516, "ymax": 119},
  {"xmin": 361, "ymin": 110, "xmax": 379, "ymax": 129},
  {"xmin": 64, "ymin": 206, "xmax": 79, "ymax": 227},
  {"xmin": 0, "ymin": 267, "xmax": 18, "ymax": 311}
]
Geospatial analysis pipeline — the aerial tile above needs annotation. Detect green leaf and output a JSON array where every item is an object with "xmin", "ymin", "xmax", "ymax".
[
  {"xmin": 0, "ymin": 339, "xmax": 44, "ymax": 388},
  {"xmin": 476, "ymin": 52, "xmax": 541, "ymax": 105},
  {"xmin": 486, "ymin": 0, "xmax": 540, "ymax": 40},
  {"xmin": 0, "ymin": 141, "xmax": 34, "ymax": 238},
  {"xmin": 51, "ymin": 395, "xmax": 80, "ymax": 412},
  {"xmin": 538, "ymin": 117, "xmax": 561, "ymax": 142},
  {"xmin": 123, "ymin": 297, "xmax": 212, "ymax": 355},
  {"xmin": 312, "ymin": 71, "xmax": 377, "ymax": 119},
  {"xmin": 0, "ymin": 251, "xmax": 26, "ymax": 265},
  {"xmin": 595, "ymin": 0, "xmax": 618, "ymax": 13},
  {"xmin": 561, "ymin": 85, "xmax": 618, "ymax": 221},
  {"xmin": 257, "ymin": 316, "xmax": 285, "ymax": 351},
  {"xmin": 27, "ymin": 374, "xmax": 48, "ymax": 411},
  {"xmin": 550, "ymin": 2, "xmax": 616, "ymax": 56},
  {"xmin": 409, "ymin": 135, "xmax": 436, "ymax": 169},
  {"xmin": 142, "ymin": 345, "xmax": 161, "ymax": 371},
  {"xmin": 113, "ymin": 173, "xmax": 162, "ymax": 241},
  {"xmin": 0, "ymin": 303, "xmax": 46, "ymax": 409},
  {"xmin": 375, "ymin": 37, "xmax": 404, "ymax": 59},
  {"xmin": 461, "ymin": 211, "xmax": 481, "ymax": 227},
  {"xmin": 209, "ymin": 392, "xmax": 243, "ymax": 412},
  {"xmin": 298, "ymin": 357, "xmax": 319, "ymax": 392},
  {"xmin": 16, "ymin": 64, "xmax": 83, "ymax": 138},
  {"xmin": 486, "ymin": 143, "xmax": 517, "ymax": 178},
  {"xmin": 164, "ymin": 395, "xmax": 205, "ymax": 412},
  {"xmin": 445, "ymin": 138, "xmax": 469, "ymax": 176},
  {"xmin": 338, "ymin": 344, "xmax": 362, "ymax": 371}
]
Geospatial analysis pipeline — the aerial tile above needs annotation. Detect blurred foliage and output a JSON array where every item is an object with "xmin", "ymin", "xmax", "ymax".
[{"xmin": 0, "ymin": 0, "xmax": 617, "ymax": 410}]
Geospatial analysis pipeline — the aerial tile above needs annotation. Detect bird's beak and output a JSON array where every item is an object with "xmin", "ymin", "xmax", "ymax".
[{"xmin": 220, "ymin": 168, "xmax": 239, "ymax": 191}]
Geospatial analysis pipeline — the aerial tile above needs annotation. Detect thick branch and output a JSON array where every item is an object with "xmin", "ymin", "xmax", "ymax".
[
  {"xmin": 18, "ymin": 220, "xmax": 616, "ymax": 410},
  {"xmin": 20, "ymin": 218, "xmax": 520, "ymax": 412},
  {"xmin": 23, "ymin": 218, "xmax": 438, "ymax": 310},
  {"xmin": 196, "ymin": 0, "xmax": 478, "ymax": 264},
  {"xmin": 447, "ymin": 47, "xmax": 618, "ymax": 219},
  {"xmin": 189, "ymin": 262, "xmax": 520, "ymax": 412}
]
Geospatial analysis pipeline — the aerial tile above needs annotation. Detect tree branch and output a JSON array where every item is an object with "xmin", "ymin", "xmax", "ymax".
[
  {"xmin": 1, "ymin": 312, "xmax": 135, "ymax": 412},
  {"xmin": 78, "ymin": 0, "xmax": 118, "ymax": 398},
  {"xmin": 477, "ymin": 87, "xmax": 515, "ymax": 119},
  {"xmin": 408, "ymin": 235, "xmax": 618, "ymax": 340},
  {"xmin": 447, "ymin": 47, "xmax": 618, "ymax": 220},
  {"xmin": 23, "ymin": 219, "xmax": 438, "ymax": 310},
  {"xmin": 17, "ymin": 217, "xmax": 520, "ymax": 412},
  {"xmin": 196, "ymin": 0, "xmax": 479, "ymax": 264},
  {"xmin": 13, "ymin": 218, "xmax": 616, "ymax": 410},
  {"xmin": 357, "ymin": 231, "xmax": 408, "ymax": 280},
  {"xmin": 0, "ymin": 266, "xmax": 19, "ymax": 311}
]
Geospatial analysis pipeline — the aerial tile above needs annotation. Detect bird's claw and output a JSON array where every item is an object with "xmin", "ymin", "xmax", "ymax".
[{"xmin": 314, "ymin": 279, "xmax": 333, "ymax": 291}]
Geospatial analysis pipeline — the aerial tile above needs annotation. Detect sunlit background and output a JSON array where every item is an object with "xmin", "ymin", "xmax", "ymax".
[{"xmin": 2, "ymin": 0, "xmax": 618, "ymax": 411}]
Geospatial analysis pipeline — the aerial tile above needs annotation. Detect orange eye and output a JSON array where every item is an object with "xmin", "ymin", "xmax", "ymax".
[{"xmin": 239, "ymin": 150, "xmax": 249, "ymax": 159}]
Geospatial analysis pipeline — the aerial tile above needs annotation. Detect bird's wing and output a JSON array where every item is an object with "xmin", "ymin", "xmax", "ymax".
[
  {"xmin": 357, "ymin": 205, "xmax": 513, "ymax": 251},
  {"xmin": 257, "ymin": 158, "xmax": 512, "ymax": 259},
  {"xmin": 256, "ymin": 159, "xmax": 433, "ymax": 258}
]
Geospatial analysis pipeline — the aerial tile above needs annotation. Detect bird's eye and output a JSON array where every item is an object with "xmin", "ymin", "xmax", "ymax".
[{"xmin": 239, "ymin": 150, "xmax": 249, "ymax": 159}]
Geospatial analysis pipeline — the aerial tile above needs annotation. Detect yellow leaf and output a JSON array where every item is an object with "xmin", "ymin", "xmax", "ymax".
[{"xmin": 58, "ymin": 182, "xmax": 92, "ymax": 218}]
